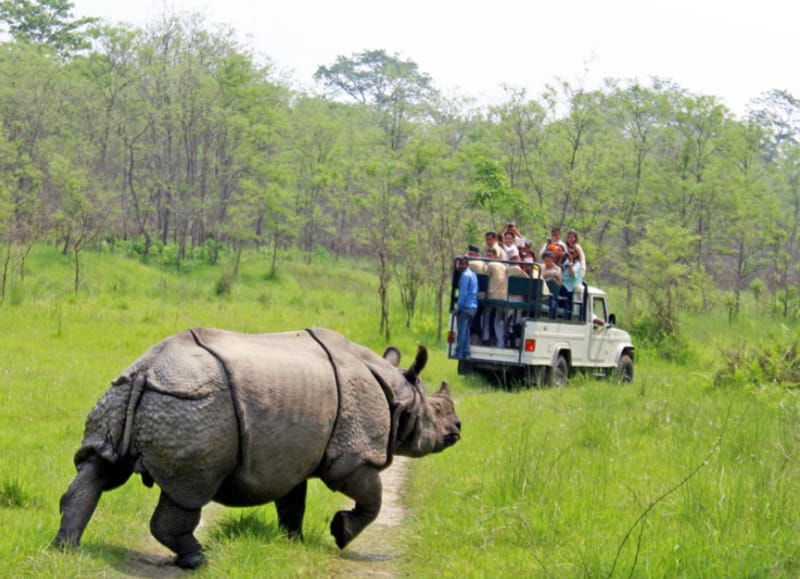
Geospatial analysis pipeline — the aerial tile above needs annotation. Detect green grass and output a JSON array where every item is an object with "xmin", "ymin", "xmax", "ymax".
[
  {"xmin": 405, "ymin": 350, "xmax": 800, "ymax": 577},
  {"xmin": 2, "ymin": 245, "xmax": 799, "ymax": 576}
]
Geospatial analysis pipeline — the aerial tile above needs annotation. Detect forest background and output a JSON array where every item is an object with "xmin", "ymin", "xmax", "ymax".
[{"xmin": 2, "ymin": 0, "xmax": 800, "ymax": 346}]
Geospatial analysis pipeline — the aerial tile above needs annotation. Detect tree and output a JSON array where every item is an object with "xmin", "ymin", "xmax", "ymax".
[
  {"xmin": 624, "ymin": 219, "xmax": 705, "ymax": 338},
  {"xmin": 50, "ymin": 154, "xmax": 110, "ymax": 293},
  {"xmin": 315, "ymin": 49, "xmax": 435, "ymax": 151},
  {"xmin": 0, "ymin": 0, "xmax": 96, "ymax": 55}
]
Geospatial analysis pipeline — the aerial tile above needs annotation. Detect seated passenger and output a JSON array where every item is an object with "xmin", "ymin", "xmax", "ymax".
[
  {"xmin": 466, "ymin": 244, "xmax": 487, "ymax": 274},
  {"xmin": 560, "ymin": 247, "xmax": 584, "ymax": 319},
  {"xmin": 540, "ymin": 226, "xmax": 567, "ymax": 266},
  {"xmin": 484, "ymin": 231, "xmax": 507, "ymax": 260},
  {"xmin": 541, "ymin": 251, "xmax": 561, "ymax": 315},
  {"xmin": 565, "ymin": 229, "xmax": 587, "ymax": 274},
  {"xmin": 519, "ymin": 244, "xmax": 536, "ymax": 263},
  {"xmin": 500, "ymin": 220, "xmax": 530, "ymax": 249},
  {"xmin": 501, "ymin": 231, "xmax": 520, "ymax": 260},
  {"xmin": 507, "ymin": 254, "xmax": 528, "ymax": 279},
  {"xmin": 520, "ymin": 259, "xmax": 537, "ymax": 279}
]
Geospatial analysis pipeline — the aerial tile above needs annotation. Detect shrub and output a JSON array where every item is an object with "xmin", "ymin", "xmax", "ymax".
[
  {"xmin": 714, "ymin": 332, "xmax": 800, "ymax": 388},
  {"xmin": 629, "ymin": 315, "xmax": 690, "ymax": 363},
  {"xmin": 215, "ymin": 267, "xmax": 237, "ymax": 296}
]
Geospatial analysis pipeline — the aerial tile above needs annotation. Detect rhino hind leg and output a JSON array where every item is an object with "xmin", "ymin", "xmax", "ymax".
[
  {"xmin": 52, "ymin": 456, "xmax": 133, "ymax": 549},
  {"xmin": 275, "ymin": 480, "xmax": 307, "ymax": 540},
  {"xmin": 330, "ymin": 466, "xmax": 382, "ymax": 549},
  {"xmin": 150, "ymin": 491, "xmax": 204, "ymax": 569}
]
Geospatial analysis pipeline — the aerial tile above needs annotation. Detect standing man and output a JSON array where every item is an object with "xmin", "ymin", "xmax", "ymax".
[
  {"xmin": 454, "ymin": 256, "xmax": 478, "ymax": 359},
  {"xmin": 484, "ymin": 231, "xmax": 507, "ymax": 260}
]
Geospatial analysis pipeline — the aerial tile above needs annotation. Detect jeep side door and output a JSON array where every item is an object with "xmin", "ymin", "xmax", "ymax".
[{"xmin": 588, "ymin": 295, "xmax": 612, "ymax": 363}]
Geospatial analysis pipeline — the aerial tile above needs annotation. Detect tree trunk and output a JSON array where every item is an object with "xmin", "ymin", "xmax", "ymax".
[
  {"xmin": 74, "ymin": 248, "xmax": 81, "ymax": 295},
  {"xmin": 378, "ymin": 249, "xmax": 390, "ymax": 341}
]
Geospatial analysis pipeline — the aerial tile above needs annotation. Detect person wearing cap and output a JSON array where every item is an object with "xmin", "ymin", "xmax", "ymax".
[{"xmin": 454, "ymin": 256, "xmax": 478, "ymax": 359}]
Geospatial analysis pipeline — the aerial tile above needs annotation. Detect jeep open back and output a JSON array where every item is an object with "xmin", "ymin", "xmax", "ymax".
[{"xmin": 447, "ymin": 257, "xmax": 635, "ymax": 386}]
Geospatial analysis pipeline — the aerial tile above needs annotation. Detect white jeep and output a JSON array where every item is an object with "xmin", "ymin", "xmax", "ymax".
[{"xmin": 448, "ymin": 258, "xmax": 635, "ymax": 386}]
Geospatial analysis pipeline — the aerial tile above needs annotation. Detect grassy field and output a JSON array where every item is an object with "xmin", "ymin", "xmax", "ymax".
[{"xmin": 1, "ymin": 245, "xmax": 799, "ymax": 577}]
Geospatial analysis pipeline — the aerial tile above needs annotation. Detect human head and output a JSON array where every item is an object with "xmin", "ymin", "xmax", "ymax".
[
  {"xmin": 503, "ymin": 231, "xmax": 515, "ymax": 245},
  {"xmin": 507, "ymin": 220, "xmax": 518, "ymax": 231},
  {"xmin": 485, "ymin": 231, "xmax": 497, "ymax": 245},
  {"xmin": 567, "ymin": 229, "xmax": 578, "ymax": 245},
  {"xmin": 543, "ymin": 251, "xmax": 554, "ymax": 266},
  {"xmin": 550, "ymin": 227, "xmax": 561, "ymax": 241},
  {"xmin": 455, "ymin": 256, "xmax": 468, "ymax": 271},
  {"xmin": 467, "ymin": 244, "xmax": 480, "ymax": 257},
  {"xmin": 487, "ymin": 247, "xmax": 499, "ymax": 259}
]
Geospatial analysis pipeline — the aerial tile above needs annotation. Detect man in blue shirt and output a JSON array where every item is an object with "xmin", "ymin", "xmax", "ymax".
[{"xmin": 454, "ymin": 256, "xmax": 479, "ymax": 359}]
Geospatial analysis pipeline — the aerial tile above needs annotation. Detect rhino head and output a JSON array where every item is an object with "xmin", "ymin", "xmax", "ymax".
[{"xmin": 382, "ymin": 346, "xmax": 461, "ymax": 458}]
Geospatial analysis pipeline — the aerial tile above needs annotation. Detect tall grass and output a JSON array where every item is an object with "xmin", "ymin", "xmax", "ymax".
[
  {"xmin": 3, "ymin": 245, "xmax": 799, "ymax": 576},
  {"xmin": 405, "ymin": 349, "xmax": 800, "ymax": 577}
]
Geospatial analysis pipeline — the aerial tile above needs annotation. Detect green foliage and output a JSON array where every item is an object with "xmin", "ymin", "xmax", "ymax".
[
  {"xmin": 628, "ymin": 315, "xmax": 691, "ymax": 362},
  {"xmin": 714, "ymin": 330, "xmax": 800, "ymax": 388},
  {"xmin": 624, "ymin": 219, "xmax": 706, "ymax": 337},
  {"xmin": 0, "ymin": 0, "xmax": 96, "ymax": 55}
]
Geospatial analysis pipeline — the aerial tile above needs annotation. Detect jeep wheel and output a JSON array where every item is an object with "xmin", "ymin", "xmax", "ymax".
[
  {"xmin": 457, "ymin": 359, "xmax": 474, "ymax": 375},
  {"xmin": 547, "ymin": 354, "xmax": 570, "ymax": 387},
  {"xmin": 613, "ymin": 354, "xmax": 634, "ymax": 383}
]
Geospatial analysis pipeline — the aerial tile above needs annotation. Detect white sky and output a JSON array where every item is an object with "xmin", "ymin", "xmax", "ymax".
[{"xmin": 69, "ymin": 0, "xmax": 800, "ymax": 117}]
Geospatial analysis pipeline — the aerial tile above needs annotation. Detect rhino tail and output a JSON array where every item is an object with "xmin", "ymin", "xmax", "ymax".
[
  {"xmin": 73, "ymin": 373, "xmax": 146, "ymax": 468},
  {"xmin": 118, "ymin": 373, "xmax": 146, "ymax": 459}
]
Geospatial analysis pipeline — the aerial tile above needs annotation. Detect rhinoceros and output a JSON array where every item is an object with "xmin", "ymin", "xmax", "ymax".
[{"xmin": 52, "ymin": 327, "xmax": 460, "ymax": 568}]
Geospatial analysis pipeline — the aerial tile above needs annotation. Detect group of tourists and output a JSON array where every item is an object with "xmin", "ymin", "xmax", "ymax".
[{"xmin": 453, "ymin": 222, "xmax": 587, "ymax": 359}]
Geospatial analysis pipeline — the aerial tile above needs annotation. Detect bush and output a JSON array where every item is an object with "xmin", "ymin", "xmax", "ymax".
[
  {"xmin": 714, "ymin": 332, "xmax": 800, "ymax": 388},
  {"xmin": 629, "ymin": 315, "xmax": 690, "ymax": 363},
  {"xmin": 215, "ymin": 267, "xmax": 237, "ymax": 296}
]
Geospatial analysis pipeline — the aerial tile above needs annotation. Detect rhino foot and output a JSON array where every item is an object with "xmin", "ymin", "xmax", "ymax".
[
  {"xmin": 50, "ymin": 534, "xmax": 79, "ymax": 550},
  {"xmin": 331, "ymin": 511, "xmax": 354, "ymax": 549},
  {"xmin": 175, "ymin": 551, "xmax": 204, "ymax": 570}
]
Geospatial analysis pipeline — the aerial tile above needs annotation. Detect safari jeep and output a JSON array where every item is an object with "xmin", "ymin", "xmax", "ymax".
[{"xmin": 447, "ymin": 258, "xmax": 635, "ymax": 386}]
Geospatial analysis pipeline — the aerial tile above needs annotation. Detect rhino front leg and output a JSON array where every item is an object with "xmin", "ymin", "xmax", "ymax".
[
  {"xmin": 275, "ymin": 480, "xmax": 307, "ymax": 540},
  {"xmin": 150, "ymin": 491, "xmax": 204, "ymax": 569},
  {"xmin": 330, "ymin": 466, "xmax": 382, "ymax": 549},
  {"xmin": 52, "ymin": 456, "xmax": 131, "ymax": 549}
]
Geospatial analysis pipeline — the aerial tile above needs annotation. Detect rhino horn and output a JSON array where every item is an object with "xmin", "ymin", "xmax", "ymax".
[
  {"xmin": 382, "ymin": 347, "xmax": 401, "ymax": 367},
  {"xmin": 404, "ymin": 346, "xmax": 428, "ymax": 382}
]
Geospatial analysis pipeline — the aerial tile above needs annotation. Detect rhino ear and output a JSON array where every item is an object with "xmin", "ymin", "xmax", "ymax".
[
  {"xmin": 383, "ymin": 347, "xmax": 401, "ymax": 367},
  {"xmin": 438, "ymin": 381, "xmax": 451, "ymax": 397},
  {"xmin": 405, "ymin": 345, "xmax": 428, "ymax": 381}
]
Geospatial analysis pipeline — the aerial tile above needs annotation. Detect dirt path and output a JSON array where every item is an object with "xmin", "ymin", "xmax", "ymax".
[
  {"xmin": 336, "ymin": 456, "xmax": 411, "ymax": 577},
  {"xmin": 111, "ymin": 457, "xmax": 411, "ymax": 577}
]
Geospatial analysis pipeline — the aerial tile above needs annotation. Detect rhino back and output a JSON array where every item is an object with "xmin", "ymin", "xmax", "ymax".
[{"xmin": 191, "ymin": 329, "xmax": 338, "ymax": 504}]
